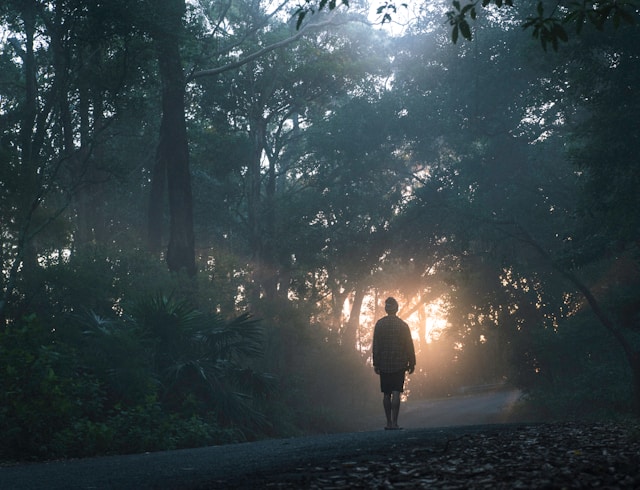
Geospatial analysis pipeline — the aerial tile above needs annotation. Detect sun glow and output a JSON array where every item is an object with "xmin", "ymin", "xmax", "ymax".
[
  {"xmin": 425, "ymin": 302, "xmax": 448, "ymax": 342},
  {"xmin": 406, "ymin": 299, "xmax": 449, "ymax": 344},
  {"xmin": 346, "ymin": 293, "xmax": 450, "ymax": 354}
]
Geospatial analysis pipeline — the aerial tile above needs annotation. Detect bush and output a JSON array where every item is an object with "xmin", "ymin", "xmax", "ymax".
[
  {"xmin": 50, "ymin": 404, "xmax": 244, "ymax": 458},
  {"xmin": 0, "ymin": 300, "xmax": 275, "ymax": 462},
  {"xmin": 513, "ymin": 312, "xmax": 635, "ymax": 421},
  {"xmin": 0, "ymin": 315, "xmax": 105, "ymax": 461}
]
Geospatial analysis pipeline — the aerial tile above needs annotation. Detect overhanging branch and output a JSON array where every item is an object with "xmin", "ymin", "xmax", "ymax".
[{"xmin": 188, "ymin": 16, "xmax": 342, "ymax": 81}]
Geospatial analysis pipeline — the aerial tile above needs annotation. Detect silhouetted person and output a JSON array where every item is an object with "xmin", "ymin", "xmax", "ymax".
[{"xmin": 372, "ymin": 297, "xmax": 416, "ymax": 430}]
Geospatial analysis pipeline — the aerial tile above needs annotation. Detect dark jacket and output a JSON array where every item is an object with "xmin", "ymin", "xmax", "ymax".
[{"xmin": 372, "ymin": 314, "xmax": 416, "ymax": 373}]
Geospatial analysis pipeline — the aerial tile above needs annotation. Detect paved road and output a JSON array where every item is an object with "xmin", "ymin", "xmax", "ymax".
[
  {"xmin": 358, "ymin": 388, "xmax": 523, "ymax": 430},
  {"xmin": 402, "ymin": 388, "xmax": 522, "ymax": 428},
  {"xmin": 0, "ymin": 389, "xmax": 523, "ymax": 490}
]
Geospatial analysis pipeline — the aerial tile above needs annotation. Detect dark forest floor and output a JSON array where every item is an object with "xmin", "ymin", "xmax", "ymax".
[{"xmin": 253, "ymin": 422, "xmax": 640, "ymax": 489}]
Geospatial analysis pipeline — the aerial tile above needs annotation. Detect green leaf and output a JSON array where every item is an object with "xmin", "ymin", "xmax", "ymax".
[
  {"xmin": 553, "ymin": 24, "xmax": 568, "ymax": 42},
  {"xmin": 461, "ymin": 3, "xmax": 474, "ymax": 14},
  {"xmin": 573, "ymin": 11, "xmax": 586, "ymax": 34},
  {"xmin": 452, "ymin": 24, "xmax": 459, "ymax": 43},
  {"xmin": 460, "ymin": 19, "xmax": 472, "ymax": 40}
]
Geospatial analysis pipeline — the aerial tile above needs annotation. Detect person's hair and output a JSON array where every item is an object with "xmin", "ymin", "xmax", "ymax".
[{"xmin": 384, "ymin": 297, "xmax": 399, "ymax": 313}]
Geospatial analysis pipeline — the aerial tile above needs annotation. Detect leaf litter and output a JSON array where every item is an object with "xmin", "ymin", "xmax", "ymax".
[{"xmin": 264, "ymin": 422, "xmax": 640, "ymax": 489}]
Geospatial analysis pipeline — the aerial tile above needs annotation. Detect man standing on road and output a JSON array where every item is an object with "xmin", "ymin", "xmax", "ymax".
[{"xmin": 372, "ymin": 297, "xmax": 416, "ymax": 430}]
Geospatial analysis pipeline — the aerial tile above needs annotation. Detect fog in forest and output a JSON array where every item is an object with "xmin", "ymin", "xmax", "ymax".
[{"xmin": 1, "ymin": 0, "xmax": 639, "ymax": 463}]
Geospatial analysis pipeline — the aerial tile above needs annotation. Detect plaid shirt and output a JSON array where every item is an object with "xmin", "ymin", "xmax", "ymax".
[{"xmin": 372, "ymin": 314, "xmax": 416, "ymax": 373}]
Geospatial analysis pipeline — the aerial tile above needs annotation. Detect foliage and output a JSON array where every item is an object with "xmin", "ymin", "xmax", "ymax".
[
  {"xmin": 0, "ymin": 315, "xmax": 104, "ymax": 460},
  {"xmin": 2, "ymin": 0, "xmax": 640, "ymax": 463},
  {"xmin": 0, "ymin": 293, "xmax": 276, "ymax": 461},
  {"xmin": 297, "ymin": 0, "xmax": 639, "ymax": 50},
  {"xmin": 445, "ymin": 0, "xmax": 585, "ymax": 49},
  {"xmin": 513, "ymin": 311, "xmax": 635, "ymax": 421}
]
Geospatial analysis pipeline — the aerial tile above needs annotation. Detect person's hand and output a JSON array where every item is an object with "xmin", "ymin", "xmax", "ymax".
[{"xmin": 407, "ymin": 366, "xmax": 415, "ymax": 374}]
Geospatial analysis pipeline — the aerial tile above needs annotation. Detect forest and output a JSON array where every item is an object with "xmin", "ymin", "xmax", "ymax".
[{"xmin": 1, "ymin": 0, "xmax": 639, "ymax": 462}]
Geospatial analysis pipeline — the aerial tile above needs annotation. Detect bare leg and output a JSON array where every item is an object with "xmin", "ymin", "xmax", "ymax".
[
  {"xmin": 391, "ymin": 390, "xmax": 401, "ymax": 428},
  {"xmin": 383, "ymin": 393, "xmax": 392, "ymax": 428}
]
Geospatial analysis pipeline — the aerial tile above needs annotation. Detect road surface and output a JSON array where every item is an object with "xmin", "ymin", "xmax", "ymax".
[
  {"xmin": 402, "ymin": 388, "xmax": 522, "ymax": 428},
  {"xmin": 358, "ymin": 388, "xmax": 523, "ymax": 430},
  {"xmin": 0, "ymin": 389, "xmax": 524, "ymax": 489}
]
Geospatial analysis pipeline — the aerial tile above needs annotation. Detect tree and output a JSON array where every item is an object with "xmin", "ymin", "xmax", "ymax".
[
  {"xmin": 0, "ymin": 0, "xmax": 163, "ymax": 321},
  {"xmin": 387, "ymin": 17, "xmax": 640, "ymax": 412},
  {"xmin": 190, "ymin": 11, "xmax": 389, "ymax": 309},
  {"xmin": 147, "ymin": 0, "xmax": 196, "ymax": 275},
  {"xmin": 143, "ymin": 0, "xmax": 357, "ymax": 277}
]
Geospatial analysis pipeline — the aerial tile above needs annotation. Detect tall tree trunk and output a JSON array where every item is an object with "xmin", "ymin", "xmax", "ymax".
[
  {"xmin": 1, "ymin": 2, "xmax": 48, "ymax": 320},
  {"xmin": 151, "ymin": 0, "xmax": 195, "ymax": 276},
  {"xmin": 18, "ymin": 1, "xmax": 39, "ymax": 289}
]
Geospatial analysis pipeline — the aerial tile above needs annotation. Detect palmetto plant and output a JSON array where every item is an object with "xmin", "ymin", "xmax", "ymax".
[
  {"xmin": 134, "ymin": 295, "xmax": 274, "ymax": 426},
  {"xmin": 82, "ymin": 294, "xmax": 274, "ymax": 431}
]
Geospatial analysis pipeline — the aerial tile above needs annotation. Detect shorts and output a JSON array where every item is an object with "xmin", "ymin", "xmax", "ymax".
[{"xmin": 379, "ymin": 370, "xmax": 406, "ymax": 394}]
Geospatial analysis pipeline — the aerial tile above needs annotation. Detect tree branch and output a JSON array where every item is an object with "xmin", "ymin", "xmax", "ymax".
[{"xmin": 188, "ymin": 15, "xmax": 342, "ymax": 81}]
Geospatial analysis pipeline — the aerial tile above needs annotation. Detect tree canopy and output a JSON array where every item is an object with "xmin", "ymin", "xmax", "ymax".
[{"xmin": 1, "ymin": 0, "xmax": 639, "ymax": 462}]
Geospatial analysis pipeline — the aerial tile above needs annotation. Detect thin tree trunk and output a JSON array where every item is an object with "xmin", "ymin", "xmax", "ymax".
[
  {"xmin": 262, "ymin": 143, "xmax": 278, "ymax": 300},
  {"xmin": 344, "ymin": 287, "xmax": 366, "ymax": 349},
  {"xmin": 513, "ymin": 224, "xmax": 640, "ymax": 414},
  {"xmin": 248, "ymin": 119, "xmax": 266, "ymax": 303},
  {"xmin": 148, "ymin": 141, "xmax": 167, "ymax": 255},
  {"xmin": 75, "ymin": 42, "xmax": 109, "ymax": 247}
]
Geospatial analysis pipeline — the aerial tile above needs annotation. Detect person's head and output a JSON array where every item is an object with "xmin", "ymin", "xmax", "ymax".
[{"xmin": 384, "ymin": 297, "xmax": 399, "ymax": 315}]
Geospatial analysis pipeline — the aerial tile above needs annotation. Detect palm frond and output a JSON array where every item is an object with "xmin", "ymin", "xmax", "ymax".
[{"xmin": 205, "ymin": 313, "xmax": 265, "ymax": 360}]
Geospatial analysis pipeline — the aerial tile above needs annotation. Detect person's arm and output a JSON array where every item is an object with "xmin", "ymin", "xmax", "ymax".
[
  {"xmin": 372, "ymin": 323, "xmax": 380, "ymax": 374},
  {"xmin": 406, "ymin": 324, "xmax": 416, "ymax": 373}
]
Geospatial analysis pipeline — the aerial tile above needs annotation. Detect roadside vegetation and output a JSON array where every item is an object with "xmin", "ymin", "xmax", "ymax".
[{"xmin": 1, "ymin": 0, "xmax": 639, "ymax": 462}]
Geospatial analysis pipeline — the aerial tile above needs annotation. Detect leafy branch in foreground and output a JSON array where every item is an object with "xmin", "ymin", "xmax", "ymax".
[
  {"xmin": 294, "ymin": 0, "xmax": 350, "ymax": 29},
  {"xmin": 294, "ymin": 0, "xmax": 638, "ymax": 50},
  {"xmin": 446, "ymin": 0, "xmax": 638, "ymax": 50}
]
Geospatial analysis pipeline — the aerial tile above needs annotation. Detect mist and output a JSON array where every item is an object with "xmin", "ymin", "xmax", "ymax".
[{"xmin": 1, "ymin": 0, "xmax": 639, "ymax": 466}]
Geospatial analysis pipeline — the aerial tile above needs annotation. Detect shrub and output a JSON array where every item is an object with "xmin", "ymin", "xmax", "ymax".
[{"xmin": 0, "ymin": 315, "xmax": 105, "ymax": 461}]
